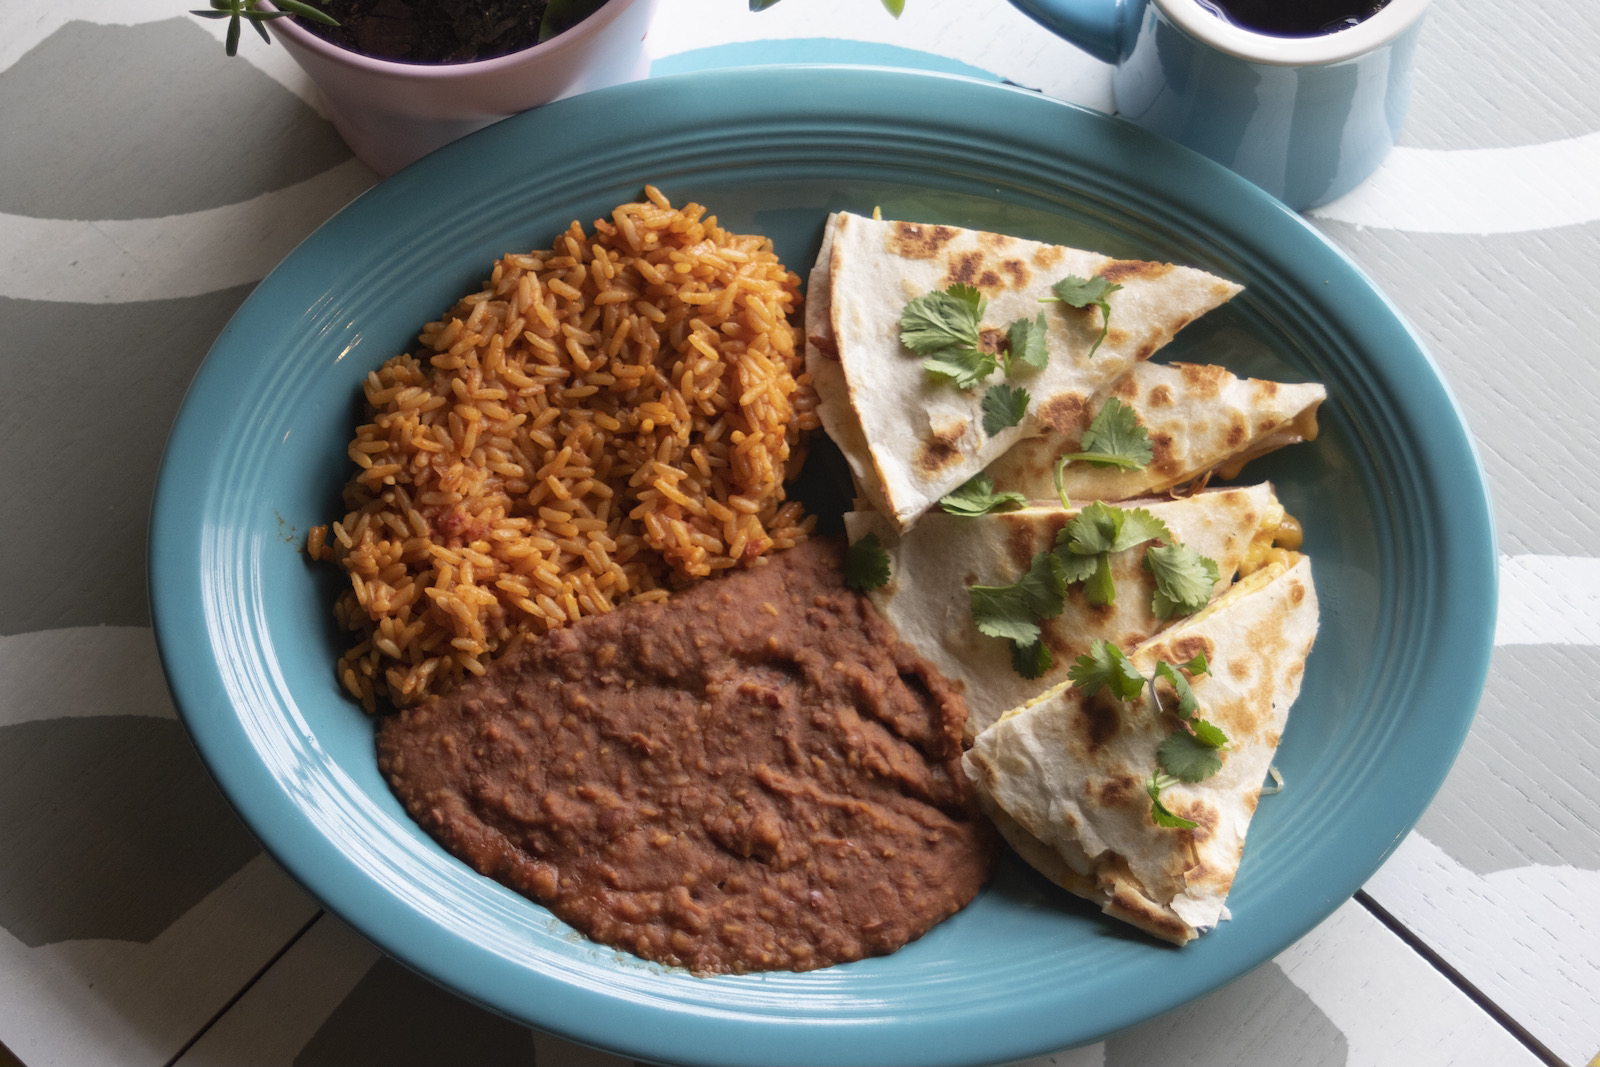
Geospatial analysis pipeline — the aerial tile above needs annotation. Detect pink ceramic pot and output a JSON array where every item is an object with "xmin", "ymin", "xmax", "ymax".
[{"xmin": 266, "ymin": 0, "xmax": 659, "ymax": 175}]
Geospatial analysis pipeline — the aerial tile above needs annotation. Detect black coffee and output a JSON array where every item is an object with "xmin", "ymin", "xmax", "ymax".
[{"xmin": 1196, "ymin": 0, "xmax": 1389, "ymax": 37}]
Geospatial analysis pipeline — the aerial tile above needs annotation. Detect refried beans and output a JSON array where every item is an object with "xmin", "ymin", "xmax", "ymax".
[{"xmin": 376, "ymin": 537, "xmax": 996, "ymax": 974}]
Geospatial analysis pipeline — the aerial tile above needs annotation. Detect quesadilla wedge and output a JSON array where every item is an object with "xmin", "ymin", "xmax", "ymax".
[
  {"xmin": 964, "ymin": 556, "xmax": 1318, "ymax": 944},
  {"xmin": 844, "ymin": 482, "xmax": 1300, "ymax": 738},
  {"xmin": 807, "ymin": 212, "xmax": 1242, "ymax": 531},
  {"xmin": 986, "ymin": 361, "xmax": 1326, "ymax": 504}
]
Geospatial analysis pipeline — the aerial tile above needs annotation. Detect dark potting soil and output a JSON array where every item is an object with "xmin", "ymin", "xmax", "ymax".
[{"xmin": 297, "ymin": 0, "xmax": 562, "ymax": 64}]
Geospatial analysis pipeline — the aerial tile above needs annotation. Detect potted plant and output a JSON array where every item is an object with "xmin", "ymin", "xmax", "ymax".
[{"xmin": 193, "ymin": 0, "xmax": 659, "ymax": 174}]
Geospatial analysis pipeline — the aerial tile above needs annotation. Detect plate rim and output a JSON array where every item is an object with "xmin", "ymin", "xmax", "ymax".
[{"xmin": 149, "ymin": 63, "xmax": 1497, "ymax": 1066}]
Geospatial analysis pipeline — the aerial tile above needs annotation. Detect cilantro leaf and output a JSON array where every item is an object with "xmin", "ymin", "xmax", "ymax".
[
  {"xmin": 1082, "ymin": 553, "xmax": 1117, "ymax": 607},
  {"xmin": 1053, "ymin": 551, "xmax": 1101, "ymax": 586},
  {"xmin": 1067, "ymin": 640, "xmax": 1145, "ymax": 702},
  {"xmin": 902, "ymin": 285, "xmax": 996, "ymax": 388},
  {"xmin": 968, "ymin": 551, "xmax": 1067, "ymax": 645},
  {"xmin": 920, "ymin": 346, "xmax": 998, "ymax": 389},
  {"xmin": 1145, "ymin": 542, "xmax": 1221, "ymax": 619},
  {"xmin": 1153, "ymin": 660, "xmax": 1201, "ymax": 719},
  {"xmin": 1147, "ymin": 773, "xmax": 1198, "ymax": 830},
  {"xmin": 1157, "ymin": 727, "xmax": 1225, "ymax": 783},
  {"xmin": 1051, "ymin": 503, "xmax": 1173, "ymax": 605},
  {"xmin": 982, "ymin": 382, "xmax": 1031, "ymax": 436},
  {"xmin": 1046, "ymin": 274, "xmax": 1123, "ymax": 357},
  {"xmin": 901, "ymin": 284, "xmax": 984, "ymax": 354},
  {"xmin": 1011, "ymin": 638, "xmax": 1053, "ymax": 680},
  {"xmin": 844, "ymin": 533, "xmax": 892, "ymax": 592},
  {"xmin": 939, "ymin": 473, "xmax": 1028, "ymax": 517},
  {"xmin": 1057, "ymin": 397, "xmax": 1153, "ymax": 470},
  {"xmin": 1059, "ymin": 502, "xmax": 1171, "ymax": 558},
  {"xmin": 1190, "ymin": 717, "xmax": 1229, "ymax": 749},
  {"xmin": 1004, "ymin": 312, "xmax": 1050, "ymax": 373}
]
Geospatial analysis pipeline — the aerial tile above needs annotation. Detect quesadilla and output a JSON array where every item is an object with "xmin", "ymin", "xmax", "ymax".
[
  {"xmin": 963, "ymin": 556, "xmax": 1318, "ymax": 944},
  {"xmin": 845, "ymin": 482, "xmax": 1300, "ymax": 738},
  {"xmin": 986, "ymin": 361, "xmax": 1326, "ymax": 504},
  {"xmin": 806, "ymin": 212, "xmax": 1243, "ymax": 531}
]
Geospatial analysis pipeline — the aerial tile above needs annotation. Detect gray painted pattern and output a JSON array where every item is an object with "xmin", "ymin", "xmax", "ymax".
[
  {"xmin": 1308, "ymin": 219, "xmax": 1600, "ymax": 557},
  {"xmin": 0, "ymin": 287, "xmax": 254, "ymax": 633},
  {"xmin": 0, "ymin": 0, "xmax": 1588, "ymax": 1063},
  {"xmin": 1405, "ymin": 0, "xmax": 1600, "ymax": 150},
  {"xmin": 0, "ymin": 20, "xmax": 347, "ymax": 219},
  {"xmin": 1417, "ymin": 643, "xmax": 1600, "ymax": 876},
  {"xmin": 0, "ymin": 716, "xmax": 259, "ymax": 946},
  {"xmin": 1105, "ymin": 962, "xmax": 1348, "ymax": 1067}
]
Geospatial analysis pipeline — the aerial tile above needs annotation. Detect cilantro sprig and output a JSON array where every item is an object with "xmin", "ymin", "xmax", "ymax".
[
  {"xmin": 982, "ymin": 382, "xmax": 1031, "ymax": 436},
  {"xmin": 965, "ymin": 502, "xmax": 1220, "ymax": 676},
  {"xmin": 1067, "ymin": 641, "xmax": 1228, "ymax": 829},
  {"xmin": 1044, "ymin": 274, "xmax": 1123, "ymax": 358},
  {"xmin": 939, "ymin": 473, "xmax": 1028, "ymax": 517},
  {"xmin": 1054, "ymin": 502, "xmax": 1172, "ymax": 607},
  {"xmin": 1004, "ymin": 312, "xmax": 1050, "ymax": 373},
  {"xmin": 900, "ymin": 284, "xmax": 994, "ymax": 387},
  {"xmin": 1056, "ymin": 397, "xmax": 1153, "ymax": 472},
  {"xmin": 1145, "ymin": 542, "xmax": 1221, "ymax": 619},
  {"xmin": 844, "ymin": 533, "xmax": 892, "ymax": 592},
  {"xmin": 900, "ymin": 287, "xmax": 1054, "ymax": 433}
]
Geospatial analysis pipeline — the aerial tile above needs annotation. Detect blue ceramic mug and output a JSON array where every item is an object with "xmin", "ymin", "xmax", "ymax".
[{"xmin": 1008, "ymin": 0, "xmax": 1433, "ymax": 209}]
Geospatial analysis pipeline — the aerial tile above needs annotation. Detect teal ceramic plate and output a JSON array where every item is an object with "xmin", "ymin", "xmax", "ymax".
[{"xmin": 150, "ymin": 66, "xmax": 1495, "ymax": 1067}]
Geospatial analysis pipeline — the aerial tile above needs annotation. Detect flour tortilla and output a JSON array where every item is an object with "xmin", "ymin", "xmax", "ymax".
[
  {"xmin": 806, "ymin": 212, "xmax": 1243, "ymax": 531},
  {"xmin": 964, "ymin": 556, "xmax": 1318, "ymax": 944},
  {"xmin": 986, "ymin": 361, "xmax": 1326, "ymax": 503},
  {"xmin": 844, "ymin": 482, "xmax": 1288, "ymax": 739}
]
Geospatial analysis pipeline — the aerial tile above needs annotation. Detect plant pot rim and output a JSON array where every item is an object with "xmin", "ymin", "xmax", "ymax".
[{"xmin": 262, "ymin": 0, "xmax": 642, "ymax": 77}]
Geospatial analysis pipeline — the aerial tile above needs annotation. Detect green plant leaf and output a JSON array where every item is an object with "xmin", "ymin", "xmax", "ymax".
[
  {"xmin": 938, "ymin": 473, "xmax": 1028, "ymax": 517},
  {"xmin": 844, "ymin": 533, "xmax": 892, "ymax": 592},
  {"xmin": 1145, "ymin": 542, "xmax": 1221, "ymax": 619},
  {"xmin": 1147, "ymin": 773, "xmax": 1199, "ymax": 829},
  {"xmin": 1056, "ymin": 396, "xmax": 1152, "ymax": 470},
  {"xmin": 1046, "ymin": 273, "xmax": 1123, "ymax": 357},
  {"xmin": 1067, "ymin": 639, "xmax": 1145, "ymax": 702},
  {"xmin": 1004, "ymin": 312, "xmax": 1050, "ymax": 373},
  {"xmin": 982, "ymin": 382, "xmax": 1030, "ymax": 436},
  {"xmin": 968, "ymin": 551, "xmax": 1067, "ymax": 645},
  {"xmin": 1156, "ymin": 728, "xmax": 1225, "ymax": 783}
]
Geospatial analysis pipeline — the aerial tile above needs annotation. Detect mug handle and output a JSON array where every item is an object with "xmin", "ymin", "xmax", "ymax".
[{"xmin": 1005, "ymin": 0, "xmax": 1140, "ymax": 65}]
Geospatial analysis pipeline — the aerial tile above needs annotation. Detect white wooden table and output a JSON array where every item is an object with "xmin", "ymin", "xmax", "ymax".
[{"xmin": 2, "ymin": 1, "xmax": 1597, "ymax": 1064}]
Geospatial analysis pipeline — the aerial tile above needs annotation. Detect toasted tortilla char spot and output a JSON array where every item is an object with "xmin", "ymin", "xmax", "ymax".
[
  {"xmin": 1001, "ymin": 258, "xmax": 1031, "ymax": 289},
  {"xmin": 1005, "ymin": 520, "xmax": 1042, "ymax": 572},
  {"xmin": 809, "ymin": 332, "xmax": 838, "ymax": 359},
  {"xmin": 1081, "ymin": 697, "xmax": 1120, "ymax": 748},
  {"xmin": 1031, "ymin": 244, "xmax": 1066, "ymax": 270},
  {"xmin": 1148, "ymin": 384, "xmax": 1173, "ymax": 407},
  {"xmin": 1100, "ymin": 259, "xmax": 1174, "ymax": 284},
  {"xmin": 943, "ymin": 250, "xmax": 1007, "ymax": 293},
  {"xmin": 1170, "ymin": 634, "xmax": 1215, "ymax": 665},
  {"xmin": 916, "ymin": 426, "xmax": 966, "ymax": 476},
  {"xmin": 1178, "ymin": 362, "xmax": 1226, "ymax": 397},
  {"xmin": 1095, "ymin": 775, "xmax": 1141, "ymax": 810},
  {"xmin": 1149, "ymin": 433, "xmax": 1178, "ymax": 477},
  {"xmin": 1037, "ymin": 392, "xmax": 1091, "ymax": 434},
  {"xmin": 1106, "ymin": 882, "xmax": 1193, "ymax": 945},
  {"xmin": 1225, "ymin": 414, "xmax": 1249, "ymax": 449},
  {"xmin": 889, "ymin": 221, "xmax": 959, "ymax": 259}
]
